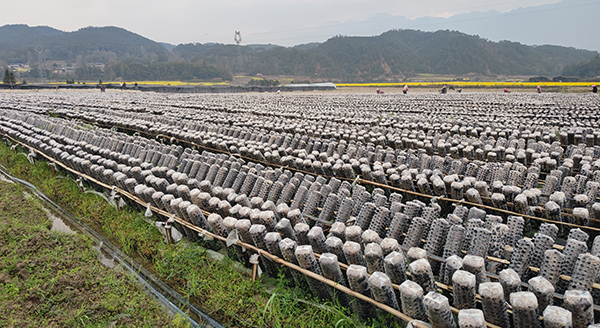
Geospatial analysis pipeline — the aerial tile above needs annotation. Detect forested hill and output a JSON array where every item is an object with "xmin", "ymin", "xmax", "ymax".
[
  {"xmin": 0, "ymin": 25, "xmax": 169, "ymax": 64},
  {"xmin": 172, "ymin": 30, "xmax": 599, "ymax": 81},
  {"xmin": 562, "ymin": 55, "xmax": 600, "ymax": 78},
  {"xmin": 1, "ymin": 25, "xmax": 598, "ymax": 81}
]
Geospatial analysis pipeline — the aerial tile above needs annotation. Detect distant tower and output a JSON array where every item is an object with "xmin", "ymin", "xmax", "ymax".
[
  {"xmin": 35, "ymin": 45, "xmax": 46, "ymax": 81},
  {"xmin": 234, "ymin": 31, "xmax": 242, "ymax": 78},
  {"xmin": 234, "ymin": 31, "xmax": 242, "ymax": 46}
]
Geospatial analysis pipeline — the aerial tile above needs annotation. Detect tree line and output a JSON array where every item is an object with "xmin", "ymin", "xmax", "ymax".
[
  {"xmin": 2, "ymin": 25, "xmax": 598, "ymax": 82},
  {"xmin": 562, "ymin": 55, "xmax": 600, "ymax": 78},
  {"xmin": 76, "ymin": 61, "xmax": 232, "ymax": 81},
  {"xmin": 171, "ymin": 30, "xmax": 599, "ymax": 81}
]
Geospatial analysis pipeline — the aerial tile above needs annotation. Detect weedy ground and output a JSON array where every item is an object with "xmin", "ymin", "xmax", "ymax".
[
  {"xmin": 0, "ymin": 141, "xmax": 402, "ymax": 328},
  {"xmin": 0, "ymin": 176, "xmax": 189, "ymax": 327}
]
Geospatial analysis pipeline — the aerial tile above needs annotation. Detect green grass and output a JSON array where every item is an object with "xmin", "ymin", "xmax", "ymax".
[
  {"xmin": 0, "ymin": 141, "xmax": 402, "ymax": 328},
  {"xmin": 0, "ymin": 178, "xmax": 187, "ymax": 328}
]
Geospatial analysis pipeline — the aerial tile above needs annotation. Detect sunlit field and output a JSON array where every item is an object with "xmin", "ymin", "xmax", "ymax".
[{"xmin": 337, "ymin": 81, "xmax": 599, "ymax": 88}]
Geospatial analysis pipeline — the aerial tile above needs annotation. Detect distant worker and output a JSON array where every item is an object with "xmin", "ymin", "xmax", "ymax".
[
  {"xmin": 100, "ymin": 84, "xmax": 106, "ymax": 93},
  {"xmin": 403, "ymin": 84, "xmax": 408, "ymax": 94},
  {"xmin": 277, "ymin": 89, "xmax": 281, "ymax": 95},
  {"xmin": 122, "ymin": 82, "xmax": 127, "ymax": 90},
  {"xmin": 457, "ymin": 88, "xmax": 462, "ymax": 93},
  {"xmin": 504, "ymin": 88, "xmax": 511, "ymax": 93},
  {"xmin": 440, "ymin": 85, "xmax": 447, "ymax": 94},
  {"xmin": 537, "ymin": 86, "xmax": 542, "ymax": 93},
  {"xmin": 593, "ymin": 84, "xmax": 598, "ymax": 93},
  {"xmin": 134, "ymin": 82, "xmax": 138, "ymax": 90},
  {"xmin": 376, "ymin": 88, "xmax": 380, "ymax": 94}
]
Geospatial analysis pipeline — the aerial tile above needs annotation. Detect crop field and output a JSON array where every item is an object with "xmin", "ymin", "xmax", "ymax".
[
  {"xmin": 1, "ymin": 90, "xmax": 600, "ymax": 327},
  {"xmin": 337, "ymin": 81, "xmax": 600, "ymax": 89},
  {"xmin": 47, "ymin": 81, "xmax": 230, "ymax": 86}
]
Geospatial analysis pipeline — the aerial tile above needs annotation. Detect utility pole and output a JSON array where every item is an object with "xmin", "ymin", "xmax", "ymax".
[
  {"xmin": 35, "ymin": 45, "xmax": 46, "ymax": 82},
  {"xmin": 234, "ymin": 31, "xmax": 242, "ymax": 81}
]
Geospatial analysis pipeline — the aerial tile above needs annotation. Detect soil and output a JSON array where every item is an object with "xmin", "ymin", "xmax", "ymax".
[{"xmin": 0, "ymin": 180, "xmax": 180, "ymax": 328}]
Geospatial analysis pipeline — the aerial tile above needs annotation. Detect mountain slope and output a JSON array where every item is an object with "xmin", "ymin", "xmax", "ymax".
[
  {"xmin": 0, "ymin": 24, "xmax": 63, "ymax": 49},
  {"xmin": 2, "ymin": 24, "xmax": 597, "ymax": 81},
  {"xmin": 0, "ymin": 25, "xmax": 169, "ymax": 64},
  {"xmin": 261, "ymin": 0, "xmax": 599, "ymax": 52},
  {"xmin": 173, "ymin": 29, "xmax": 599, "ymax": 81},
  {"xmin": 562, "ymin": 55, "xmax": 600, "ymax": 78}
]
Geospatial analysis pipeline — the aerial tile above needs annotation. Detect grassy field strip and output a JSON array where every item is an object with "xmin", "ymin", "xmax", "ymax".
[
  {"xmin": 0, "ymin": 172, "xmax": 190, "ymax": 327},
  {"xmin": 0, "ymin": 164, "xmax": 227, "ymax": 328}
]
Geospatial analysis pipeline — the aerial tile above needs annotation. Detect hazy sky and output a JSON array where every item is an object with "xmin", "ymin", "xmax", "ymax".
[{"xmin": 0, "ymin": 0, "xmax": 564, "ymax": 46}]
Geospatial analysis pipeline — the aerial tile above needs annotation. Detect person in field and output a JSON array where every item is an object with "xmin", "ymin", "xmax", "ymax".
[
  {"xmin": 537, "ymin": 86, "xmax": 542, "ymax": 93},
  {"xmin": 593, "ymin": 85, "xmax": 598, "ymax": 93},
  {"xmin": 376, "ymin": 88, "xmax": 380, "ymax": 94},
  {"xmin": 440, "ymin": 85, "xmax": 447, "ymax": 94},
  {"xmin": 504, "ymin": 88, "xmax": 511, "ymax": 93},
  {"xmin": 403, "ymin": 85, "xmax": 408, "ymax": 94}
]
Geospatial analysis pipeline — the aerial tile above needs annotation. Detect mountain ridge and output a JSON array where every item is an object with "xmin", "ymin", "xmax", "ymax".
[
  {"xmin": 171, "ymin": 29, "xmax": 598, "ymax": 81},
  {"xmin": 1, "ymin": 24, "xmax": 598, "ymax": 82},
  {"xmin": 0, "ymin": 25, "xmax": 169, "ymax": 64},
  {"xmin": 255, "ymin": 0, "xmax": 599, "ymax": 52}
]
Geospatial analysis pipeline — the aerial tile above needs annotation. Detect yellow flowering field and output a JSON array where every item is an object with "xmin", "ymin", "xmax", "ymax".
[{"xmin": 337, "ymin": 81, "xmax": 599, "ymax": 88}]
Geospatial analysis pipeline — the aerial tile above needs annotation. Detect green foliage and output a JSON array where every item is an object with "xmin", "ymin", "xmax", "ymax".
[
  {"xmin": 247, "ymin": 78, "xmax": 279, "ymax": 86},
  {"xmin": 74, "ymin": 66, "xmax": 103, "ymax": 81},
  {"xmin": 0, "ymin": 25, "xmax": 169, "ymax": 65},
  {"xmin": 97, "ymin": 61, "xmax": 232, "ymax": 81},
  {"xmin": 66, "ymin": 78, "xmax": 75, "ymax": 84},
  {"xmin": 529, "ymin": 76, "xmax": 549, "ymax": 82},
  {"xmin": 0, "ymin": 173, "xmax": 185, "ymax": 327},
  {"xmin": 172, "ymin": 29, "xmax": 599, "ymax": 81},
  {"xmin": 562, "ymin": 54, "xmax": 600, "ymax": 78},
  {"xmin": 2, "ymin": 25, "xmax": 597, "ymax": 82},
  {"xmin": 3, "ymin": 69, "xmax": 16, "ymax": 84},
  {"xmin": 20, "ymin": 66, "xmax": 52, "ymax": 80}
]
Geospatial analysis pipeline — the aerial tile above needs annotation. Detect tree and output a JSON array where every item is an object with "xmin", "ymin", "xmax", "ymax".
[
  {"xmin": 562, "ymin": 55, "xmax": 600, "ymax": 78},
  {"xmin": 3, "ymin": 69, "xmax": 16, "ymax": 84}
]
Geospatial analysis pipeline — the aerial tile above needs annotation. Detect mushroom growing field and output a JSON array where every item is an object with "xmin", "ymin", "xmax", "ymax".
[{"xmin": 2, "ymin": 90, "xmax": 600, "ymax": 328}]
